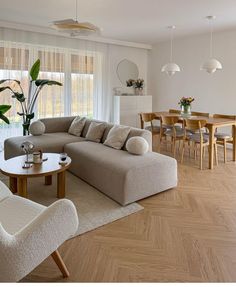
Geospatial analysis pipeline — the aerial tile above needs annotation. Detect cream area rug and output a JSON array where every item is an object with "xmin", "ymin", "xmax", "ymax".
[{"xmin": 0, "ymin": 172, "xmax": 144, "ymax": 237}]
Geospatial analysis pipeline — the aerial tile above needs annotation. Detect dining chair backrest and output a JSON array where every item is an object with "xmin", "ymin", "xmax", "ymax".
[
  {"xmin": 191, "ymin": 111, "xmax": 210, "ymax": 117},
  {"xmin": 184, "ymin": 119, "xmax": 207, "ymax": 132},
  {"xmin": 140, "ymin": 112, "xmax": 156, "ymax": 123},
  {"xmin": 161, "ymin": 115, "xmax": 179, "ymax": 126},
  {"xmin": 169, "ymin": 109, "xmax": 181, "ymax": 114},
  {"xmin": 213, "ymin": 114, "xmax": 236, "ymax": 120},
  {"xmin": 139, "ymin": 112, "xmax": 156, "ymax": 129}
]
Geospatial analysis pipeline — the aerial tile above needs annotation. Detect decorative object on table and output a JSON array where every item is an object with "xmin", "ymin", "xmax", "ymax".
[
  {"xmin": 178, "ymin": 97, "xmax": 194, "ymax": 117},
  {"xmin": 201, "ymin": 16, "xmax": 222, "ymax": 74},
  {"xmin": 21, "ymin": 141, "xmax": 34, "ymax": 168},
  {"xmin": 162, "ymin": 26, "xmax": 181, "ymax": 76},
  {"xmin": 33, "ymin": 150, "xmax": 43, "ymax": 164},
  {"xmin": 0, "ymin": 59, "xmax": 62, "ymax": 136},
  {"xmin": 125, "ymin": 78, "xmax": 144, "ymax": 95},
  {"xmin": 134, "ymin": 79, "xmax": 144, "ymax": 95},
  {"xmin": 126, "ymin": 79, "xmax": 135, "ymax": 87},
  {"xmin": 29, "ymin": 120, "xmax": 45, "ymax": 136},
  {"xmin": 59, "ymin": 152, "xmax": 68, "ymax": 165},
  {"xmin": 117, "ymin": 59, "xmax": 139, "ymax": 86}
]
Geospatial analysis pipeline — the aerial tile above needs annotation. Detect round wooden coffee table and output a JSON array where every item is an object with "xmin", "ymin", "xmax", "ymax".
[{"xmin": 0, "ymin": 153, "xmax": 71, "ymax": 199}]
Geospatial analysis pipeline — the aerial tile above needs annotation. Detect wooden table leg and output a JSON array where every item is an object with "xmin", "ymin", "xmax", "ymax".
[
  {"xmin": 208, "ymin": 125, "xmax": 215, "ymax": 170},
  {"xmin": 17, "ymin": 177, "xmax": 28, "ymax": 198},
  {"xmin": 45, "ymin": 175, "xmax": 52, "ymax": 185},
  {"xmin": 9, "ymin": 177, "xmax": 17, "ymax": 194},
  {"xmin": 233, "ymin": 124, "xmax": 236, "ymax": 162},
  {"xmin": 57, "ymin": 171, "xmax": 65, "ymax": 198}
]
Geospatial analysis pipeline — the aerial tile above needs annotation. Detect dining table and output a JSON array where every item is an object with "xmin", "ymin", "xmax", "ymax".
[{"xmin": 153, "ymin": 111, "xmax": 236, "ymax": 170}]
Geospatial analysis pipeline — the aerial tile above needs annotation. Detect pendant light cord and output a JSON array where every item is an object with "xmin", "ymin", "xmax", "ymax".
[
  {"xmin": 170, "ymin": 27, "xmax": 173, "ymax": 62},
  {"xmin": 75, "ymin": 0, "xmax": 78, "ymax": 22},
  {"xmin": 210, "ymin": 19, "xmax": 213, "ymax": 58}
]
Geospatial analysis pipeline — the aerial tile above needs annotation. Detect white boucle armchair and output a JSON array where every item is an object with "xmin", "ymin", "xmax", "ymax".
[{"xmin": 0, "ymin": 180, "xmax": 79, "ymax": 282}]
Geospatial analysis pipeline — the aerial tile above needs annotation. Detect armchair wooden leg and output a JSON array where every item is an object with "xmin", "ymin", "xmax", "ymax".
[{"xmin": 51, "ymin": 250, "xmax": 69, "ymax": 278}]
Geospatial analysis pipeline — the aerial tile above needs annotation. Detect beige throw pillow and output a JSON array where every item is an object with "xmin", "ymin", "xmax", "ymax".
[
  {"xmin": 86, "ymin": 122, "xmax": 106, "ymax": 143},
  {"xmin": 68, "ymin": 116, "xmax": 86, "ymax": 136},
  {"xmin": 104, "ymin": 125, "xmax": 131, "ymax": 150}
]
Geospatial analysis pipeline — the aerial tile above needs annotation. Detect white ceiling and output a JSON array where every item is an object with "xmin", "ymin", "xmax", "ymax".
[{"xmin": 1, "ymin": 0, "xmax": 236, "ymax": 45}]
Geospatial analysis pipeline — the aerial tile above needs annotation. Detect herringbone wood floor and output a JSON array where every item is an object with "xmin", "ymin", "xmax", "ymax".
[{"xmin": 22, "ymin": 143, "xmax": 236, "ymax": 282}]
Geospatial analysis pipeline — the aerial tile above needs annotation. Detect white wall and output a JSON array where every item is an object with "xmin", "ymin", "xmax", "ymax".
[{"xmin": 148, "ymin": 28, "xmax": 236, "ymax": 115}]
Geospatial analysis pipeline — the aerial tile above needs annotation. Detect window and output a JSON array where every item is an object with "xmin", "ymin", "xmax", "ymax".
[
  {"xmin": 71, "ymin": 54, "xmax": 94, "ymax": 117},
  {"xmin": 37, "ymin": 50, "xmax": 65, "ymax": 118},
  {"xmin": 0, "ymin": 42, "xmax": 96, "ymax": 132}
]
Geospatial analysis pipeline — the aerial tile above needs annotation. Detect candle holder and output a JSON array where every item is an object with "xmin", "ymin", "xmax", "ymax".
[{"xmin": 21, "ymin": 141, "xmax": 34, "ymax": 169}]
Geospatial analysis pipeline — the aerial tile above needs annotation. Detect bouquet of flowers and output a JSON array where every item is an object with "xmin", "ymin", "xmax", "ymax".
[
  {"xmin": 126, "ymin": 79, "xmax": 135, "ymax": 87},
  {"xmin": 134, "ymin": 79, "xmax": 144, "ymax": 90},
  {"xmin": 178, "ymin": 97, "xmax": 194, "ymax": 107}
]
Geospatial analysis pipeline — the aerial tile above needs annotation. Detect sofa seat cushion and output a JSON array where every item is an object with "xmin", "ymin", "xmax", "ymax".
[
  {"xmin": 65, "ymin": 141, "xmax": 177, "ymax": 205},
  {"xmin": 0, "ymin": 195, "xmax": 45, "ymax": 235},
  {"xmin": 4, "ymin": 133, "xmax": 86, "ymax": 160}
]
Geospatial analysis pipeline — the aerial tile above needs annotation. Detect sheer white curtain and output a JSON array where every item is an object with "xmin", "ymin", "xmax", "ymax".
[{"xmin": 0, "ymin": 32, "xmax": 111, "ymax": 141}]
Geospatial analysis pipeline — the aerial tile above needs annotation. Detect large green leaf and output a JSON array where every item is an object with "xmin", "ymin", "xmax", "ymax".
[
  {"xmin": 0, "ymin": 104, "xmax": 11, "ymax": 124},
  {"xmin": 12, "ymin": 92, "xmax": 25, "ymax": 102},
  {"xmin": 0, "ymin": 86, "xmax": 11, "ymax": 93},
  {"xmin": 0, "ymin": 113, "xmax": 10, "ymax": 124},
  {"xmin": 0, "ymin": 105, "xmax": 11, "ymax": 114},
  {"xmin": 0, "ymin": 79, "xmax": 21, "ymax": 85},
  {"xmin": 30, "ymin": 59, "xmax": 40, "ymax": 81},
  {"xmin": 35, "ymin": 79, "xmax": 62, "ymax": 87}
]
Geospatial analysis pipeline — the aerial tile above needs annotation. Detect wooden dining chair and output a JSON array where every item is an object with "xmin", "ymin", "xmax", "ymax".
[
  {"xmin": 169, "ymin": 109, "xmax": 181, "ymax": 114},
  {"xmin": 139, "ymin": 112, "xmax": 163, "ymax": 145},
  {"xmin": 181, "ymin": 119, "xmax": 218, "ymax": 170},
  {"xmin": 161, "ymin": 115, "xmax": 184, "ymax": 158},
  {"xmin": 191, "ymin": 111, "xmax": 210, "ymax": 117},
  {"xmin": 212, "ymin": 114, "xmax": 236, "ymax": 163}
]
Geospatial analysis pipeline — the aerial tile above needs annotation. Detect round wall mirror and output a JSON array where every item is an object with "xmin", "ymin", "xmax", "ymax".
[{"xmin": 117, "ymin": 59, "xmax": 139, "ymax": 86}]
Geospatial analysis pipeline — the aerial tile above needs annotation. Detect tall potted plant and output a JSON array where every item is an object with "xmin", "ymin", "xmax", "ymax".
[{"xmin": 0, "ymin": 59, "xmax": 62, "ymax": 135}]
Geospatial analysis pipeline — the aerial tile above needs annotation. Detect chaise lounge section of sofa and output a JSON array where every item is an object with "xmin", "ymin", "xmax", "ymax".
[{"xmin": 4, "ymin": 117, "xmax": 178, "ymax": 205}]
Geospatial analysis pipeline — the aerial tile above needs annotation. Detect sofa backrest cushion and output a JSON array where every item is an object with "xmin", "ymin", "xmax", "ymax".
[
  {"xmin": 104, "ymin": 125, "xmax": 131, "ymax": 150},
  {"xmin": 68, "ymin": 116, "xmax": 86, "ymax": 136},
  {"xmin": 40, "ymin": 116, "xmax": 75, "ymax": 133},
  {"xmin": 123, "ymin": 128, "xmax": 152, "ymax": 152},
  {"xmin": 81, "ymin": 119, "xmax": 107, "ymax": 138}
]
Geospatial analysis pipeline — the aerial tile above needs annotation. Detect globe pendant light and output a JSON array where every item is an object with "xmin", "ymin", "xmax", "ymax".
[
  {"xmin": 201, "ymin": 16, "xmax": 222, "ymax": 74},
  {"xmin": 161, "ymin": 26, "xmax": 181, "ymax": 76}
]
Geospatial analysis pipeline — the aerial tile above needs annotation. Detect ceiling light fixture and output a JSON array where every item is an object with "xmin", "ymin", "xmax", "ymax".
[
  {"xmin": 201, "ymin": 16, "xmax": 222, "ymax": 74},
  {"xmin": 161, "ymin": 26, "xmax": 181, "ymax": 76},
  {"xmin": 50, "ymin": 0, "xmax": 100, "ymax": 37}
]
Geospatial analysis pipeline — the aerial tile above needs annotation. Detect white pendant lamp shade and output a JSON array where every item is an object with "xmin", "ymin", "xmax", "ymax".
[
  {"xmin": 161, "ymin": 26, "xmax": 181, "ymax": 76},
  {"xmin": 201, "ymin": 16, "xmax": 222, "ymax": 74},
  {"xmin": 201, "ymin": 58, "xmax": 222, "ymax": 74},
  {"xmin": 161, "ymin": 62, "xmax": 180, "ymax": 76}
]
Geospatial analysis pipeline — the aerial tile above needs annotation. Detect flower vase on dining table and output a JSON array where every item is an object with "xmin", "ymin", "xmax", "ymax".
[{"xmin": 181, "ymin": 104, "xmax": 191, "ymax": 117}]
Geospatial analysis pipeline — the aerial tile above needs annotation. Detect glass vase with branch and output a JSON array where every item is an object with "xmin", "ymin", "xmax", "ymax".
[{"xmin": 0, "ymin": 59, "xmax": 62, "ymax": 135}]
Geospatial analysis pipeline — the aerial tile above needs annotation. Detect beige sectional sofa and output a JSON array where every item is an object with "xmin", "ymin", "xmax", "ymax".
[{"xmin": 4, "ymin": 117, "xmax": 177, "ymax": 205}]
